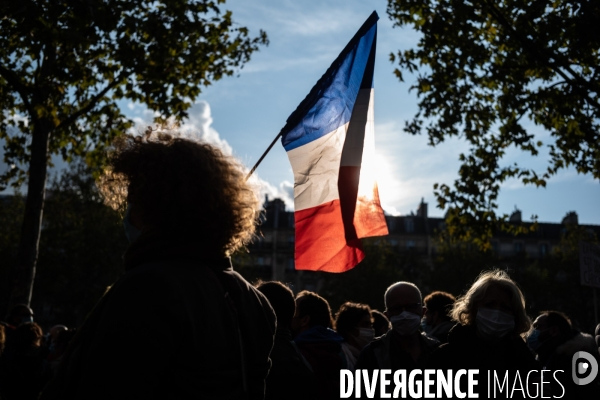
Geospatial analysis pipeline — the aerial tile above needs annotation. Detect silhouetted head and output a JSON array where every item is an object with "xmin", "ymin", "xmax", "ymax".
[
  {"xmin": 423, "ymin": 291, "xmax": 456, "ymax": 327},
  {"xmin": 452, "ymin": 270, "xmax": 531, "ymax": 339},
  {"xmin": 14, "ymin": 322, "xmax": 43, "ymax": 350},
  {"xmin": 384, "ymin": 282, "xmax": 423, "ymax": 319},
  {"xmin": 49, "ymin": 325, "xmax": 68, "ymax": 343},
  {"xmin": 371, "ymin": 310, "xmax": 391, "ymax": 337},
  {"xmin": 6, "ymin": 304, "xmax": 34, "ymax": 328},
  {"xmin": 529, "ymin": 310, "xmax": 573, "ymax": 355},
  {"xmin": 256, "ymin": 281, "xmax": 295, "ymax": 331},
  {"xmin": 384, "ymin": 281, "xmax": 424, "ymax": 338},
  {"xmin": 291, "ymin": 290, "xmax": 333, "ymax": 336},
  {"xmin": 99, "ymin": 129, "xmax": 260, "ymax": 257},
  {"xmin": 335, "ymin": 302, "xmax": 373, "ymax": 350}
]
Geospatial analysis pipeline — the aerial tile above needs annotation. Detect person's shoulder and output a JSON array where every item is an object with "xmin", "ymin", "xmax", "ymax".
[
  {"xmin": 420, "ymin": 332, "xmax": 441, "ymax": 349},
  {"xmin": 556, "ymin": 331, "xmax": 598, "ymax": 357},
  {"xmin": 363, "ymin": 330, "xmax": 393, "ymax": 352}
]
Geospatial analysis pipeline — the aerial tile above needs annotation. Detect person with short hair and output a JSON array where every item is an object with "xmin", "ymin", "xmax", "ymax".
[
  {"xmin": 256, "ymin": 281, "xmax": 316, "ymax": 400},
  {"xmin": 355, "ymin": 281, "xmax": 440, "ymax": 398},
  {"xmin": 292, "ymin": 290, "xmax": 345, "ymax": 400},
  {"xmin": 422, "ymin": 291, "xmax": 456, "ymax": 344},
  {"xmin": 41, "ymin": 130, "xmax": 276, "ymax": 400},
  {"xmin": 428, "ymin": 270, "xmax": 538, "ymax": 396},
  {"xmin": 527, "ymin": 310, "xmax": 600, "ymax": 397},
  {"xmin": 334, "ymin": 302, "xmax": 374, "ymax": 369}
]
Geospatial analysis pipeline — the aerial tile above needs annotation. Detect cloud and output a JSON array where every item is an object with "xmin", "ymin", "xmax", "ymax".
[
  {"xmin": 178, "ymin": 101, "xmax": 234, "ymax": 156},
  {"xmin": 250, "ymin": 177, "xmax": 295, "ymax": 210},
  {"xmin": 239, "ymin": 1, "xmax": 364, "ymax": 38}
]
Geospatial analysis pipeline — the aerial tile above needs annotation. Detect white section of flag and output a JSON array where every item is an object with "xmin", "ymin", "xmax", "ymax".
[{"xmin": 286, "ymin": 123, "xmax": 348, "ymax": 211}]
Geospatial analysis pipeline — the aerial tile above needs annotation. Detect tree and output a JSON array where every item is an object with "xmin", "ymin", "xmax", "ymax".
[
  {"xmin": 387, "ymin": 0, "xmax": 600, "ymax": 247},
  {"xmin": 0, "ymin": 0, "xmax": 268, "ymax": 307},
  {"xmin": 0, "ymin": 162, "xmax": 129, "ymax": 326}
]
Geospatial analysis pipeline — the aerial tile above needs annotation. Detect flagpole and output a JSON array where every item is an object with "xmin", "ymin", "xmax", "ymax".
[{"xmin": 245, "ymin": 131, "xmax": 283, "ymax": 181}]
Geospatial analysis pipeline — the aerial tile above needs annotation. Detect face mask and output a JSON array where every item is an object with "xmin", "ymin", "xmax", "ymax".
[
  {"xmin": 476, "ymin": 307, "xmax": 515, "ymax": 339},
  {"xmin": 352, "ymin": 327, "xmax": 375, "ymax": 349},
  {"xmin": 123, "ymin": 204, "xmax": 141, "ymax": 243},
  {"xmin": 390, "ymin": 311, "xmax": 422, "ymax": 336},
  {"xmin": 527, "ymin": 329, "xmax": 542, "ymax": 351},
  {"xmin": 359, "ymin": 327, "xmax": 375, "ymax": 341}
]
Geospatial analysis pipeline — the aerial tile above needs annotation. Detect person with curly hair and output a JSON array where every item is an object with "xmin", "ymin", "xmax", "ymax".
[
  {"xmin": 334, "ymin": 302, "xmax": 373, "ymax": 370},
  {"xmin": 41, "ymin": 130, "xmax": 276, "ymax": 400},
  {"xmin": 422, "ymin": 290, "xmax": 456, "ymax": 344},
  {"xmin": 428, "ymin": 270, "xmax": 539, "ymax": 397}
]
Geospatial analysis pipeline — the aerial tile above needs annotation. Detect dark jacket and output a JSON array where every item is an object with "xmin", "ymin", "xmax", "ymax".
[
  {"xmin": 356, "ymin": 330, "xmax": 439, "ymax": 372},
  {"xmin": 41, "ymin": 232, "xmax": 276, "ymax": 400},
  {"xmin": 541, "ymin": 330, "xmax": 600, "ymax": 399},
  {"xmin": 294, "ymin": 326, "xmax": 345, "ymax": 400},
  {"xmin": 265, "ymin": 328, "xmax": 317, "ymax": 400},
  {"xmin": 354, "ymin": 330, "xmax": 439, "ymax": 399},
  {"xmin": 428, "ymin": 324, "xmax": 540, "ymax": 398},
  {"xmin": 428, "ymin": 320, "xmax": 455, "ymax": 344},
  {"xmin": 0, "ymin": 345, "xmax": 51, "ymax": 400}
]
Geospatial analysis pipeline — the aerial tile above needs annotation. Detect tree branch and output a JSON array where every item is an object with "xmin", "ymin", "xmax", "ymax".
[
  {"xmin": 0, "ymin": 63, "xmax": 35, "ymax": 119},
  {"xmin": 56, "ymin": 72, "xmax": 127, "ymax": 131},
  {"xmin": 482, "ymin": 0, "xmax": 600, "ymax": 112}
]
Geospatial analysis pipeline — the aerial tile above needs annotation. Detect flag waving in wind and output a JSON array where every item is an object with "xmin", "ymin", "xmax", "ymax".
[{"xmin": 280, "ymin": 11, "xmax": 388, "ymax": 273}]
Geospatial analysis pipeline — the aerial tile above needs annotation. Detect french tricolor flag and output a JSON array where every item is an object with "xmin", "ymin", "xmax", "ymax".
[{"xmin": 280, "ymin": 12, "xmax": 388, "ymax": 273}]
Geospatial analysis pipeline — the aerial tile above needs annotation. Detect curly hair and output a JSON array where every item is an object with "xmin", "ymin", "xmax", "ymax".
[
  {"xmin": 451, "ymin": 269, "xmax": 531, "ymax": 335},
  {"xmin": 424, "ymin": 291, "xmax": 456, "ymax": 321},
  {"xmin": 98, "ymin": 129, "xmax": 260, "ymax": 256},
  {"xmin": 334, "ymin": 302, "xmax": 372, "ymax": 341}
]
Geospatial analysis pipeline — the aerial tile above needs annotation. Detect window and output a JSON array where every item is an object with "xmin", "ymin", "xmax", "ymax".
[
  {"xmin": 406, "ymin": 240, "xmax": 416, "ymax": 249},
  {"xmin": 540, "ymin": 243, "xmax": 549, "ymax": 257},
  {"xmin": 387, "ymin": 217, "xmax": 396, "ymax": 230},
  {"xmin": 404, "ymin": 218, "xmax": 414, "ymax": 233},
  {"xmin": 514, "ymin": 242, "xmax": 524, "ymax": 254},
  {"xmin": 491, "ymin": 241, "xmax": 499, "ymax": 253}
]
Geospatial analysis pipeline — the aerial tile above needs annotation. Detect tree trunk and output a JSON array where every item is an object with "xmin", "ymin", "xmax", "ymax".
[{"xmin": 8, "ymin": 121, "xmax": 51, "ymax": 308}]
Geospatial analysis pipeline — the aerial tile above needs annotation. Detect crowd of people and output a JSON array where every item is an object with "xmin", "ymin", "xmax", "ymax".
[
  {"xmin": 1, "ymin": 272, "xmax": 599, "ymax": 399},
  {"xmin": 1, "ymin": 132, "xmax": 599, "ymax": 399}
]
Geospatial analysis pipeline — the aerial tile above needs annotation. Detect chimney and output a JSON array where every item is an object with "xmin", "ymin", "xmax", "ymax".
[
  {"xmin": 509, "ymin": 207, "xmax": 522, "ymax": 222},
  {"xmin": 561, "ymin": 211, "xmax": 578, "ymax": 225},
  {"xmin": 416, "ymin": 198, "xmax": 428, "ymax": 218}
]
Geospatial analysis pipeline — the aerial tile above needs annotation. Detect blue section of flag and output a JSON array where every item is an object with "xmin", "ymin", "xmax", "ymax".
[{"xmin": 280, "ymin": 13, "xmax": 378, "ymax": 152}]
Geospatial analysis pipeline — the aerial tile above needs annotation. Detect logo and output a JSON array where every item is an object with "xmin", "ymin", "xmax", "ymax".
[{"xmin": 572, "ymin": 351, "xmax": 599, "ymax": 386}]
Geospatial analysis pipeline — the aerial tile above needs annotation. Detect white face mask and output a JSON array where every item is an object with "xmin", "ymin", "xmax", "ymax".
[
  {"xmin": 352, "ymin": 327, "xmax": 375, "ymax": 348},
  {"xmin": 390, "ymin": 311, "xmax": 422, "ymax": 336},
  {"xmin": 358, "ymin": 327, "xmax": 375, "ymax": 340},
  {"xmin": 476, "ymin": 307, "xmax": 515, "ymax": 339}
]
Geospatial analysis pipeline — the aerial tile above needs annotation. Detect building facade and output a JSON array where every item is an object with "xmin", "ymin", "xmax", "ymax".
[{"xmin": 245, "ymin": 197, "xmax": 600, "ymax": 290}]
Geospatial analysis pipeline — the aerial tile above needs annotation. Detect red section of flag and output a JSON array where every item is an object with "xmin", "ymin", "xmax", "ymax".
[
  {"xmin": 337, "ymin": 166, "xmax": 388, "ymax": 242},
  {"xmin": 354, "ymin": 182, "xmax": 388, "ymax": 238},
  {"xmin": 294, "ymin": 200, "xmax": 364, "ymax": 272}
]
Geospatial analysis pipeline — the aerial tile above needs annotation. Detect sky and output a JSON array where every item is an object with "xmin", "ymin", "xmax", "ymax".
[{"xmin": 3, "ymin": 0, "xmax": 599, "ymax": 225}]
